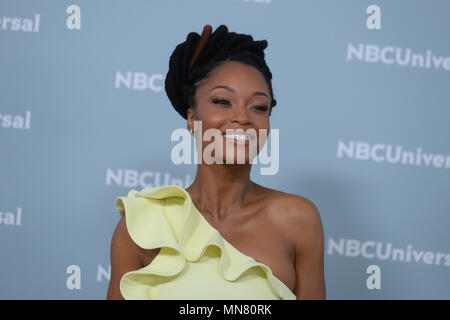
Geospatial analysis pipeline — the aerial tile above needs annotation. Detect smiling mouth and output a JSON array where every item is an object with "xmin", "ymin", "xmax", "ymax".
[{"xmin": 222, "ymin": 133, "xmax": 255, "ymax": 145}]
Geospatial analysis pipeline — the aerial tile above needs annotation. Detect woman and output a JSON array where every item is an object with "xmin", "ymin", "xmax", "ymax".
[{"xmin": 107, "ymin": 24, "xmax": 325, "ymax": 300}]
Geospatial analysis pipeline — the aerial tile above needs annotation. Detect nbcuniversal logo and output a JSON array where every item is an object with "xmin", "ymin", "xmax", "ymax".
[
  {"xmin": 327, "ymin": 238, "xmax": 450, "ymax": 267},
  {"xmin": 337, "ymin": 141, "xmax": 450, "ymax": 170},
  {"xmin": 346, "ymin": 43, "xmax": 450, "ymax": 71},
  {"xmin": 114, "ymin": 71, "xmax": 164, "ymax": 91}
]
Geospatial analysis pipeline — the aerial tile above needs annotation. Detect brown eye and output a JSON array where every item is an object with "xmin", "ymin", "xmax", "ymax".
[
  {"xmin": 252, "ymin": 105, "xmax": 269, "ymax": 112},
  {"xmin": 212, "ymin": 98, "xmax": 231, "ymax": 106}
]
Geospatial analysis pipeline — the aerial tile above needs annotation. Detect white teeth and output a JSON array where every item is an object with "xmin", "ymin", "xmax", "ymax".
[{"xmin": 223, "ymin": 134, "xmax": 252, "ymax": 141}]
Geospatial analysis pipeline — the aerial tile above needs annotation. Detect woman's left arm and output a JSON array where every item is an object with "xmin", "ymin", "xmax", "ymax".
[{"xmin": 286, "ymin": 197, "xmax": 326, "ymax": 300}]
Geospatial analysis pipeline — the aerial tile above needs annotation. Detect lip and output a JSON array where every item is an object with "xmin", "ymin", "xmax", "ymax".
[
  {"xmin": 223, "ymin": 136, "xmax": 250, "ymax": 146},
  {"xmin": 223, "ymin": 134, "xmax": 250, "ymax": 146},
  {"xmin": 221, "ymin": 129, "xmax": 257, "ymax": 141}
]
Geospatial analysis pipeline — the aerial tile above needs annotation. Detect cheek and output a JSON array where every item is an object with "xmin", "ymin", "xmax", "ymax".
[
  {"xmin": 256, "ymin": 120, "xmax": 270, "ymax": 136},
  {"xmin": 197, "ymin": 105, "xmax": 226, "ymax": 123},
  {"xmin": 254, "ymin": 122, "xmax": 270, "ymax": 150},
  {"xmin": 193, "ymin": 105, "xmax": 226, "ymax": 134},
  {"xmin": 195, "ymin": 118, "xmax": 221, "ymax": 137},
  {"xmin": 194, "ymin": 99, "xmax": 223, "ymax": 122},
  {"xmin": 193, "ymin": 117, "xmax": 223, "ymax": 152}
]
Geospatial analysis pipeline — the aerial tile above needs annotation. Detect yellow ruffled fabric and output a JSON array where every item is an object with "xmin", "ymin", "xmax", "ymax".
[{"xmin": 115, "ymin": 184, "xmax": 296, "ymax": 300}]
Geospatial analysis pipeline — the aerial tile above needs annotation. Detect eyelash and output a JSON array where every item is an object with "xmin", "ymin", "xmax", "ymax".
[{"xmin": 212, "ymin": 98, "xmax": 269, "ymax": 112}]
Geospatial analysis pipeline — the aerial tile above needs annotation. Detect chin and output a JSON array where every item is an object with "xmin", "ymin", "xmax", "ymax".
[{"xmin": 222, "ymin": 154, "xmax": 253, "ymax": 165}]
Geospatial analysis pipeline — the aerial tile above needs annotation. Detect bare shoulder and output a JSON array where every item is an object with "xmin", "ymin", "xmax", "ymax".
[
  {"xmin": 252, "ymin": 184, "xmax": 326, "ymax": 299},
  {"xmin": 254, "ymin": 184, "xmax": 320, "ymax": 219},
  {"xmin": 254, "ymin": 184, "xmax": 324, "ymax": 241}
]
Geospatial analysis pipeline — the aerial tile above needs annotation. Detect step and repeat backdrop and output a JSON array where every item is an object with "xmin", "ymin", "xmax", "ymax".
[{"xmin": 1, "ymin": 0, "xmax": 449, "ymax": 299}]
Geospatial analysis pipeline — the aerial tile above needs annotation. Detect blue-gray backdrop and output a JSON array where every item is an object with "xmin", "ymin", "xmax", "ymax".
[{"xmin": 1, "ymin": 0, "xmax": 449, "ymax": 299}]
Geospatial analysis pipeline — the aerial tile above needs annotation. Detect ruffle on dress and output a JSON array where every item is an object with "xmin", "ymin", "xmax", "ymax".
[{"xmin": 115, "ymin": 184, "xmax": 296, "ymax": 300}]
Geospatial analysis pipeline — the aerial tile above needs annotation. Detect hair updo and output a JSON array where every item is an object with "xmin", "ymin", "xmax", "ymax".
[{"xmin": 164, "ymin": 24, "xmax": 277, "ymax": 120}]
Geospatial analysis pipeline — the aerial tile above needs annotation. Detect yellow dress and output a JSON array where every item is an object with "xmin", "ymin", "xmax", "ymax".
[{"xmin": 115, "ymin": 184, "xmax": 297, "ymax": 300}]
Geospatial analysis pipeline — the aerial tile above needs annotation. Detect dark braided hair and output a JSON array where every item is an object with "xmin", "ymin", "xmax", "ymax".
[{"xmin": 165, "ymin": 24, "xmax": 277, "ymax": 120}]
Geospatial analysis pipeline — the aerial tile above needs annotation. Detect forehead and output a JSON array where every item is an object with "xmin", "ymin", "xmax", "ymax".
[{"xmin": 196, "ymin": 60, "xmax": 270, "ymax": 93}]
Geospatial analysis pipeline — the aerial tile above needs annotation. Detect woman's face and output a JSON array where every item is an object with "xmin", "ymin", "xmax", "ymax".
[{"xmin": 187, "ymin": 60, "xmax": 271, "ymax": 165}]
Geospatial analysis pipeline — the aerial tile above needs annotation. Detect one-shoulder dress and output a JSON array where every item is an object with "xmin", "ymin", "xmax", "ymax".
[{"xmin": 115, "ymin": 184, "xmax": 296, "ymax": 300}]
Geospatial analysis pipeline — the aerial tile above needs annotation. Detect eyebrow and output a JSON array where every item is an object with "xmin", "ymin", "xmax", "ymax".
[{"xmin": 209, "ymin": 85, "xmax": 269, "ymax": 99}]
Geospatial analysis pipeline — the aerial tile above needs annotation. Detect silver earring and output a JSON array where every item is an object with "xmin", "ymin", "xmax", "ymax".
[{"xmin": 190, "ymin": 128, "xmax": 194, "ymax": 136}]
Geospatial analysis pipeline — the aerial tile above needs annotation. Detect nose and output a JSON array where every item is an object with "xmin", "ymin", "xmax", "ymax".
[{"xmin": 231, "ymin": 103, "xmax": 251, "ymax": 125}]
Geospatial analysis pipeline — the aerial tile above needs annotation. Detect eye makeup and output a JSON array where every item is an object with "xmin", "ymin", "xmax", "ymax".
[{"xmin": 211, "ymin": 97, "xmax": 269, "ymax": 112}]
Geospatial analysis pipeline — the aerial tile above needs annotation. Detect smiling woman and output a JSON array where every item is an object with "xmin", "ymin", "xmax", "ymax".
[
  {"xmin": 107, "ymin": 24, "xmax": 326, "ymax": 300},
  {"xmin": 189, "ymin": 61, "xmax": 272, "ymax": 167}
]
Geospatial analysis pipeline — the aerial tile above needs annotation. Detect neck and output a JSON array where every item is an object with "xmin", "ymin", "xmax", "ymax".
[{"xmin": 186, "ymin": 163, "xmax": 255, "ymax": 221}]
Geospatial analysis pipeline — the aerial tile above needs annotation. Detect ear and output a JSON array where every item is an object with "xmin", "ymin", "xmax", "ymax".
[{"xmin": 186, "ymin": 107, "xmax": 195, "ymax": 131}]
